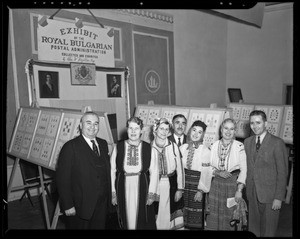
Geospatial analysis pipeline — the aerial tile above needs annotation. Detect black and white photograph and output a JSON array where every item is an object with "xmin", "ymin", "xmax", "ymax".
[
  {"xmin": 39, "ymin": 71, "xmax": 59, "ymax": 98},
  {"xmin": 4, "ymin": 3, "xmax": 293, "ymax": 237},
  {"xmin": 107, "ymin": 74, "xmax": 122, "ymax": 98}
]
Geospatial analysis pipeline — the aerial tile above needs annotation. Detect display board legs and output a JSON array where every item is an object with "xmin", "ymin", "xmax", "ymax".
[
  {"xmin": 7, "ymin": 157, "xmax": 52, "ymax": 229},
  {"xmin": 38, "ymin": 165, "xmax": 50, "ymax": 229},
  {"xmin": 285, "ymin": 164, "xmax": 293, "ymax": 204},
  {"xmin": 50, "ymin": 201, "xmax": 61, "ymax": 229},
  {"xmin": 7, "ymin": 157, "xmax": 20, "ymax": 196}
]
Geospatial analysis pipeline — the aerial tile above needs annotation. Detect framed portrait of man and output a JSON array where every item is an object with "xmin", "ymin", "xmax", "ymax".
[
  {"xmin": 39, "ymin": 71, "xmax": 59, "ymax": 98},
  {"xmin": 107, "ymin": 74, "xmax": 122, "ymax": 98}
]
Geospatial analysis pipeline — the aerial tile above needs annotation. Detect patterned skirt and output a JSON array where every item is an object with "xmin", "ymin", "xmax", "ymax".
[
  {"xmin": 183, "ymin": 168, "xmax": 205, "ymax": 229},
  {"xmin": 206, "ymin": 170, "xmax": 240, "ymax": 231}
]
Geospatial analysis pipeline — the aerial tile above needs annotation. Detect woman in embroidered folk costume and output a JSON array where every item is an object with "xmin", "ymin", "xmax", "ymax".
[
  {"xmin": 152, "ymin": 118, "xmax": 185, "ymax": 230},
  {"xmin": 179, "ymin": 120, "xmax": 212, "ymax": 229},
  {"xmin": 110, "ymin": 116, "xmax": 159, "ymax": 229},
  {"xmin": 206, "ymin": 118, "xmax": 247, "ymax": 230}
]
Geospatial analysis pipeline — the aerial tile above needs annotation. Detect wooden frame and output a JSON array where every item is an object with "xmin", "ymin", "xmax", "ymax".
[
  {"xmin": 8, "ymin": 107, "xmax": 114, "ymax": 170},
  {"xmin": 70, "ymin": 62, "xmax": 96, "ymax": 85},
  {"xmin": 228, "ymin": 88, "xmax": 243, "ymax": 103},
  {"xmin": 107, "ymin": 74, "xmax": 122, "ymax": 97},
  {"xmin": 39, "ymin": 71, "xmax": 59, "ymax": 98}
]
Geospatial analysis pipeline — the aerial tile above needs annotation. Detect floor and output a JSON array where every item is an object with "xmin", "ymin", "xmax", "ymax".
[{"xmin": 5, "ymin": 190, "xmax": 293, "ymax": 237}]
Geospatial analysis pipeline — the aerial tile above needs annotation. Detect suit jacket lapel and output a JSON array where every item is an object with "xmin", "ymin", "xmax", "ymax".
[
  {"xmin": 169, "ymin": 134, "xmax": 175, "ymax": 143},
  {"xmin": 261, "ymin": 132, "xmax": 270, "ymax": 148},
  {"xmin": 257, "ymin": 132, "xmax": 271, "ymax": 155},
  {"xmin": 183, "ymin": 134, "xmax": 187, "ymax": 144},
  {"xmin": 250, "ymin": 136, "xmax": 257, "ymax": 164}
]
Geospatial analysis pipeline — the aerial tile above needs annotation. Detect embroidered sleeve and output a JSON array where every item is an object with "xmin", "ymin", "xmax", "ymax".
[
  {"xmin": 112, "ymin": 191, "xmax": 117, "ymax": 200},
  {"xmin": 147, "ymin": 192, "xmax": 159, "ymax": 201},
  {"xmin": 110, "ymin": 144, "xmax": 117, "ymax": 193},
  {"xmin": 237, "ymin": 142, "xmax": 247, "ymax": 185},
  {"xmin": 202, "ymin": 162, "xmax": 211, "ymax": 167},
  {"xmin": 149, "ymin": 147, "xmax": 160, "ymax": 196},
  {"xmin": 198, "ymin": 147, "xmax": 213, "ymax": 193},
  {"xmin": 239, "ymin": 143, "xmax": 245, "ymax": 152}
]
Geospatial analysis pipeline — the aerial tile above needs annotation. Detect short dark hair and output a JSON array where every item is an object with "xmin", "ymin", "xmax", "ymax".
[
  {"xmin": 249, "ymin": 110, "xmax": 267, "ymax": 122},
  {"xmin": 186, "ymin": 120, "xmax": 207, "ymax": 144},
  {"xmin": 191, "ymin": 120, "xmax": 207, "ymax": 131},
  {"xmin": 172, "ymin": 114, "xmax": 187, "ymax": 123}
]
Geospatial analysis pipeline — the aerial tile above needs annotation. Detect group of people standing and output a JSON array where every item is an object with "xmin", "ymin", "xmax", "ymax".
[{"xmin": 55, "ymin": 110, "xmax": 288, "ymax": 237}]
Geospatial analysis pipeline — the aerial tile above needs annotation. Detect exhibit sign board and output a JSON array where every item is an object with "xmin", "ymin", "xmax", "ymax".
[{"xmin": 37, "ymin": 17, "xmax": 115, "ymax": 67}]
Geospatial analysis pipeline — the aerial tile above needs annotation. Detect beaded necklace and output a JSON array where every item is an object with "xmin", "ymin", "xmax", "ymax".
[
  {"xmin": 186, "ymin": 145, "xmax": 195, "ymax": 170},
  {"xmin": 154, "ymin": 140, "xmax": 168, "ymax": 175},
  {"xmin": 217, "ymin": 139, "xmax": 233, "ymax": 171}
]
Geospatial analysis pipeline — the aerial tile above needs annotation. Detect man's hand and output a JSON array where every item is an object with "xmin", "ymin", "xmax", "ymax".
[
  {"xmin": 174, "ymin": 190, "xmax": 183, "ymax": 202},
  {"xmin": 65, "ymin": 207, "xmax": 76, "ymax": 216}
]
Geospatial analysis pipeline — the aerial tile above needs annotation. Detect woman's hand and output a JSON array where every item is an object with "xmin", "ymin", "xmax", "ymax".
[
  {"xmin": 235, "ymin": 190, "xmax": 242, "ymax": 203},
  {"xmin": 194, "ymin": 191, "xmax": 203, "ymax": 202},
  {"xmin": 215, "ymin": 170, "xmax": 232, "ymax": 179},
  {"xmin": 174, "ymin": 190, "xmax": 183, "ymax": 202},
  {"xmin": 112, "ymin": 192, "xmax": 118, "ymax": 205},
  {"xmin": 146, "ymin": 198, "xmax": 154, "ymax": 205}
]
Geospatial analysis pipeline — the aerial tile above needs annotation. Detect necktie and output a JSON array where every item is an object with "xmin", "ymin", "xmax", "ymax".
[
  {"xmin": 256, "ymin": 136, "xmax": 261, "ymax": 151},
  {"xmin": 91, "ymin": 140, "xmax": 100, "ymax": 156},
  {"xmin": 178, "ymin": 138, "xmax": 182, "ymax": 147}
]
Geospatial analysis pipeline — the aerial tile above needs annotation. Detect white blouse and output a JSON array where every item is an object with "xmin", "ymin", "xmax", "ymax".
[
  {"xmin": 180, "ymin": 143, "xmax": 212, "ymax": 193},
  {"xmin": 152, "ymin": 140, "xmax": 184, "ymax": 190},
  {"xmin": 210, "ymin": 139, "xmax": 247, "ymax": 185},
  {"xmin": 110, "ymin": 141, "xmax": 159, "ymax": 195}
]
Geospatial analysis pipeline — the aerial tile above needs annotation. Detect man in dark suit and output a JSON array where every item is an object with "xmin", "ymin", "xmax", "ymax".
[
  {"xmin": 244, "ymin": 110, "xmax": 288, "ymax": 237},
  {"xmin": 56, "ymin": 111, "xmax": 111, "ymax": 229},
  {"xmin": 168, "ymin": 114, "xmax": 187, "ymax": 147}
]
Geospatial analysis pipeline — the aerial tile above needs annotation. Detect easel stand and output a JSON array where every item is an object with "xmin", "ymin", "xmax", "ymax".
[
  {"xmin": 51, "ymin": 201, "xmax": 62, "ymax": 229},
  {"xmin": 19, "ymin": 161, "xmax": 52, "ymax": 206},
  {"xmin": 7, "ymin": 157, "xmax": 52, "ymax": 229}
]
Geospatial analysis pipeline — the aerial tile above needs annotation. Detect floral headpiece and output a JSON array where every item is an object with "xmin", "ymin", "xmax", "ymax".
[{"xmin": 153, "ymin": 117, "xmax": 171, "ymax": 132}]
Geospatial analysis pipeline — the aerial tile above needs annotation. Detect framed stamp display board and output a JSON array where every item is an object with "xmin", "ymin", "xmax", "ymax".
[
  {"xmin": 8, "ymin": 107, "xmax": 114, "ymax": 171},
  {"xmin": 187, "ymin": 108, "xmax": 231, "ymax": 147},
  {"xmin": 227, "ymin": 103, "xmax": 255, "ymax": 138},
  {"xmin": 279, "ymin": 106, "xmax": 293, "ymax": 144},
  {"xmin": 8, "ymin": 107, "xmax": 41, "ymax": 160},
  {"xmin": 134, "ymin": 104, "xmax": 232, "ymax": 147},
  {"xmin": 48, "ymin": 110, "xmax": 82, "ymax": 170},
  {"xmin": 254, "ymin": 104, "xmax": 284, "ymax": 137},
  {"xmin": 228, "ymin": 103, "xmax": 291, "ymax": 143},
  {"xmin": 29, "ymin": 108, "xmax": 62, "ymax": 168}
]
